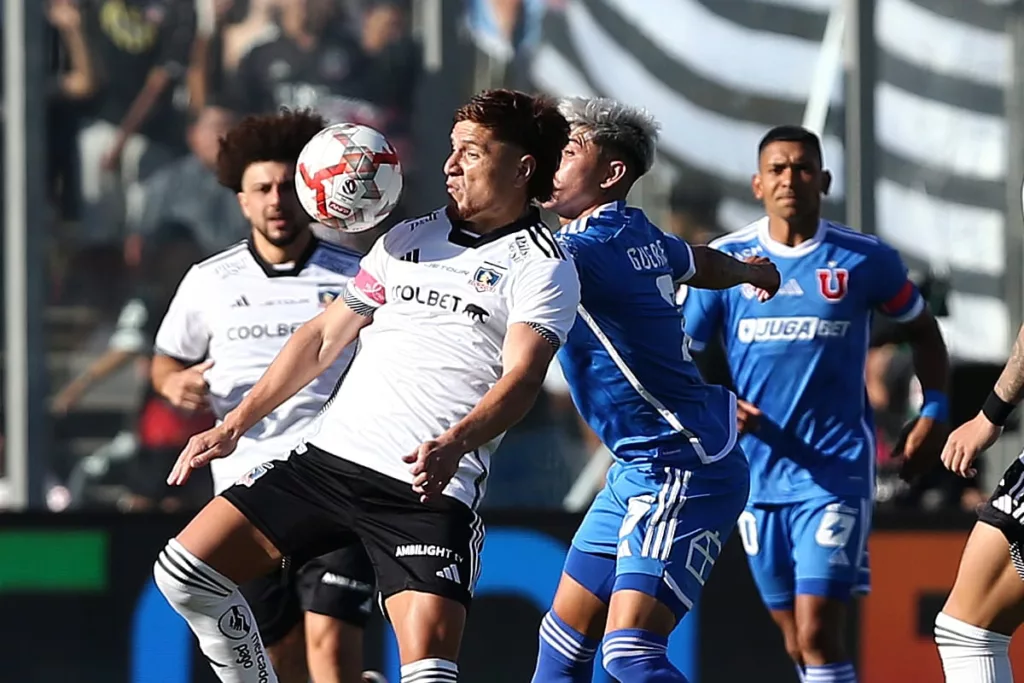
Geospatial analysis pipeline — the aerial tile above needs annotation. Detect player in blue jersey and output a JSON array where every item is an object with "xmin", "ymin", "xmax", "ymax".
[
  {"xmin": 682, "ymin": 125, "xmax": 949, "ymax": 683},
  {"xmin": 529, "ymin": 97, "xmax": 780, "ymax": 683}
]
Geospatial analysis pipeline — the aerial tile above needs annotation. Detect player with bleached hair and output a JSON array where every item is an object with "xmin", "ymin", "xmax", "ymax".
[{"xmin": 529, "ymin": 96, "xmax": 779, "ymax": 683}]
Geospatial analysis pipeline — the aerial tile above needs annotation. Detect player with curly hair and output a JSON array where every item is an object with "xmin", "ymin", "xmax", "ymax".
[
  {"xmin": 150, "ymin": 109, "xmax": 383, "ymax": 683},
  {"xmin": 153, "ymin": 89, "xmax": 579, "ymax": 683}
]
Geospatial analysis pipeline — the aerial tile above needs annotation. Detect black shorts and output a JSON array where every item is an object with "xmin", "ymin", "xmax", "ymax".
[
  {"xmin": 239, "ymin": 542, "xmax": 376, "ymax": 646},
  {"xmin": 977, "ymin": 457, "xmax": 1024, "ymax": 544},
  {"xmin": 222, "ymin": 444, "xmax": 484, "ymax": 608}
]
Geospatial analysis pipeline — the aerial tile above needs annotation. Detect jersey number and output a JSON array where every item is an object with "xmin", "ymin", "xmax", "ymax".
[
  {"xmin": 657, "ymin": 275, "xmax": 693, "ymax": 362},
  {"xmin": 737, "ymin": 511, "xmax": 759, "ymax": 556}
]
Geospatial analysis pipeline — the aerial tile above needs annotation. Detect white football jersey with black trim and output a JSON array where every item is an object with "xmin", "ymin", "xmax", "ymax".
[
  {"xmin": 154, "ymin": 238, "xmax": 361, "ymax": 493},
  {"xmin": 304, "ymin": 206, "xmax": 580, "ymax": 509}
]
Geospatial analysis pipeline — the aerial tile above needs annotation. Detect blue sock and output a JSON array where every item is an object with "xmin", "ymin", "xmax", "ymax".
[
  {"xmin": 795, "ymin": 664, "xmax": 806, "ymax": 682},
  {"xmin": 602, "ymin": 629, "xmax": 688, "ymax": 682},
  {"xmin": 530, "ymin": 611, "xmax": 598, "ymax": 683},
  {"xmin": 805, "ymin": 662, "xmax": 857, "ymax": 683}
]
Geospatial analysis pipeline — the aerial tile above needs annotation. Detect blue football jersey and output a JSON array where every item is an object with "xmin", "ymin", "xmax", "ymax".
[
  {"xmin": 682, "ymin": 218, "xmax": 924, "ymax": 504},
  {"xmin": 555, "ymin": 201, "xmax": 737, "ymax": 469}
]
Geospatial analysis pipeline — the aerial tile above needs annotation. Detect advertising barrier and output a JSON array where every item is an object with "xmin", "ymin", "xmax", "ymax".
[{"xmin": 2, "ymin": 511, "xmax": 1023, "ymax": 682}]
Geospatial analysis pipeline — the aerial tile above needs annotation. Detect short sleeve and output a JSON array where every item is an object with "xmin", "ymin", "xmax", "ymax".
[
  {"xmin": 153, "ymin": 267, "xmax": 211, "ymax": 362},
  {"xmin": 867, "ymin": 242, "xmax": 925, "ymax": 322},
  {"xmin": 342, "ymin": 232, "xmax": 390, "ymax": 315},
  {"xmin": 681, "ymin": 285, "xmax": 725, "ymax": 353},
  {"xmin": 663, "ymin": 233, "xmax": 696, "ymax": 283},
  {"xmin": 507, "ymin": 257, "xmax": 581, "ymax": 350}
]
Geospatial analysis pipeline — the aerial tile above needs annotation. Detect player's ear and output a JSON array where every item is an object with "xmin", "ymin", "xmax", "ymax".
[
  {"xmin": 751, "ymin": 173, "xmax": 764, "ymax": 201},
  {"xmin": 601, "ymin": 160, "xmax": 628, "ymax": 191},
  {"xmin": 821, "ymin": 170, "xmax": 833, "ymax": 197},
  {"xmin": 517, "ymin": 155, "xmax": 537, "ymax": 189},
  {"xmin": 236, "ymin": 191, "xmax": 251, "ymax": 220}
]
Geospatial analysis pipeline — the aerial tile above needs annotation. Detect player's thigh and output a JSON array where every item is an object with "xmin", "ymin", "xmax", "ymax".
[
  {"xmin": 347, "ymin": 461, "xmax": 480, "ymax": 662},
  {"xmin": 789, "ymin": 494, "xmax": 871, "ymax": 603},
  {"xmin": 238, "ymin": 560, "xmax": 304, "ymax": 647},
  {"xmin": 945, "ymin": 469, "xmax": 1024, "ymax": 636},
  {"xmin": 611, "ymin": 452, "xmax": 749, "ymax": 627},
  {"xmin": 944, "ymin": 523, "xmax": 1024, "ymax": 635},
  {"xmin": 191, "ymin": 451, "xmax": 358, "ymax": 584},
  {"xmin": 738, "ymin": 503, "xmax": 797, "ymax": 612},
  {"xmin": 296, "ymin": 541, "xmax": 377, "ymax": 630}
]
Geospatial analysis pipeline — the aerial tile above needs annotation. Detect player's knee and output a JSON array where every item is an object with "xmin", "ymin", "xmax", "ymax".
[
  {"xmin": 154, "ymin": 538, "xmax": 238, "ymax": 608},
  {"xmin": 795, "ymin": 614, "xmax": 842, "ymax": 661}
]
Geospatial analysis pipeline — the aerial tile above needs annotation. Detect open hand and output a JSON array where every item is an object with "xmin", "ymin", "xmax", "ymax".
[{"xmin": 167, "ymin": 423, "xmax": 239, "ymax": 486}]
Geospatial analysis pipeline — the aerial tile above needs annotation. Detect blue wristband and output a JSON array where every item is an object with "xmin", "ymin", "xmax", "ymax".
[{"xmin": 920, "ymin": 390, "xmax": 949, "ymax": 421}]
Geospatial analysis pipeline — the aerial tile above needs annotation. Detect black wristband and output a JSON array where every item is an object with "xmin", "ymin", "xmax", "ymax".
[{"xmin": 982, "ymin": 391, "xmax": 1016, "ymax": 426}]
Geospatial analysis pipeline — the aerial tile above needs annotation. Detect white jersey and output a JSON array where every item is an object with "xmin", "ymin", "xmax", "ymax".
[
  {"xmin": 155, "ymin": 238, "xmax": 361, "ymax": 493},
  {"xmin": 304, "ymin": 207, "xmax": 580, "ymax": 509}
]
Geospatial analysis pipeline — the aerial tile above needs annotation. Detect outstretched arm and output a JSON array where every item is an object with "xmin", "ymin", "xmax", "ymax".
[
  {"xmin": 166, "ymin": 297, "xmax": 371, "ymax": 485},
  {"xmin": 687, "ymin": 246, "xmax": 779, "ymax": 293},
  {"xmin": 220, "ymin": 299, "xmax": 371, "ymax": 438}
]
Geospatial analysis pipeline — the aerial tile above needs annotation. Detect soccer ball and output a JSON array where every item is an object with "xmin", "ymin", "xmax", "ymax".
[{"xmin": 296, "ymin": 123, "xmax": 403, "ymax": 233}]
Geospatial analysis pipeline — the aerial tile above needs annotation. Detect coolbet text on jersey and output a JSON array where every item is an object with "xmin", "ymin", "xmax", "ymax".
[
  {"xmin": 154, "ymin": 238, "xmax": 361, "ymax": 493},
  {"xmin": 682, "ymin": 217, "xmax": 923, "ymax": 608},
  {"xmin": 553, "ymin": 201, "xmax": 750, "ymax": 619}
]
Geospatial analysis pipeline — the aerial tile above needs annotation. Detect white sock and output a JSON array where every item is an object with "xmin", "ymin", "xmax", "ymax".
[
  {"xmin": 400, "ymin": 658, "xmax": 458, "ymax": 683},
  {"xmin": 935, "ymin": 612, "xmax": 1013, "ymax": 683},
  {"xmin": 154, "ymin": 539, "xmax": 278, "ymax": 683}
]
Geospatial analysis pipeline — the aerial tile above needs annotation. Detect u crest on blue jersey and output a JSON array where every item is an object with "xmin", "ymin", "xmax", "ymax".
[
  {"xmin": 470, "ymin": 265, "xmax": 503, "ymax": 292},
  {"xmin": 816, "ymin": 266, "xmax": 849, "ymax": 302}
]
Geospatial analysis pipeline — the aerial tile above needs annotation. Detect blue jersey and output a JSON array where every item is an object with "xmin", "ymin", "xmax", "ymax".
[
  {"xmin": 555, "ymin": 202, "xmax": 737, "ymax": 469},
  {"xmin": 682, "ymin": 218, "xmax": 924, "ymax": 504}
]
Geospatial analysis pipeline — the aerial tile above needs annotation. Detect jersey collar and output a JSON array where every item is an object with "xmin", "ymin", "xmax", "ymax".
[
  {"xmin": 446, "ymin": 206, "xmax": 542, "ymax": 248},
  {"xmin": 246, "ymin": 234, "xmax": 319, "ymax": 278},
  {"xmin": 756, "ymin": 217, "xmax": 827, "ymax": 257}
]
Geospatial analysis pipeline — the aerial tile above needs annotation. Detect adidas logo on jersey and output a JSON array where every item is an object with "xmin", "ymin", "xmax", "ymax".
[
  {"xmin": 401, "ymin": 249, "xmax": 421, "ymax": 263},
  {"xmin": 231, "ymin": 295, "xmax": 250, "ymax": 307},
  {"xmin": 777, "ymin": 279, "xmax": 804, "ymax": 296},
  {"xmin": 436, "ymin": 564, "xmax": 462, "ymax": 583}
]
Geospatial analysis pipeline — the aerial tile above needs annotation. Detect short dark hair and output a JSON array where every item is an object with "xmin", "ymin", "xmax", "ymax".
[
  {"xmin": 454, "ymin": 89, "xmax": 569, "ymax": 203},
  {"xmin": 757, "ymin": 125, "xmax": 823, "ymax": 166},
  {"xmin": 216, "ymin": 108, "xmax": 326, "ymax": 192}
]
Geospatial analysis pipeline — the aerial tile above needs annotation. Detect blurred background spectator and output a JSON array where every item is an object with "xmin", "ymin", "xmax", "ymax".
[{"xmin": 4, "ymin": 0, "xmax": 1018, "ymax": 518}]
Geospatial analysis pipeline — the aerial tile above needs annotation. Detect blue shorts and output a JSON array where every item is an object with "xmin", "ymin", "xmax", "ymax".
[
  {"xmin": 566, "ymin": 448, "xmax": 750, "ymax": 620},
  {"xmin": 736, "ymin": 495, "xmax": 872, "ymax": 611}
]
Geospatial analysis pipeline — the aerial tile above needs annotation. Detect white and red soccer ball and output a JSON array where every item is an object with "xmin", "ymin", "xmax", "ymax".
[{"xmin": 296, "ymin": 123, "xmax": 403, "ymax": 233}]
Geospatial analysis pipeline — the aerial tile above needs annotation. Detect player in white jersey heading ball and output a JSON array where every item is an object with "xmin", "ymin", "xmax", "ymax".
[
  {"xmin": 153, "ymin": 89, "xmax": 580, "ymax": 683},
  {"xmin": 151, "ymin": 109, "xmax": 379, "ymax": 683}
]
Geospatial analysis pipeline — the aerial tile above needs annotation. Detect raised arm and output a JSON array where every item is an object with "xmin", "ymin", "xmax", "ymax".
[{"xmin": 687, "ymin": 245, "xmax": 779, "ymax": 293}]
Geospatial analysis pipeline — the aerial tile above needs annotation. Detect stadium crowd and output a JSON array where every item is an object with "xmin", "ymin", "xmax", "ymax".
[{"xmin": 0, "ymin": 0, "xmax": 980, "ymax": 515}]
